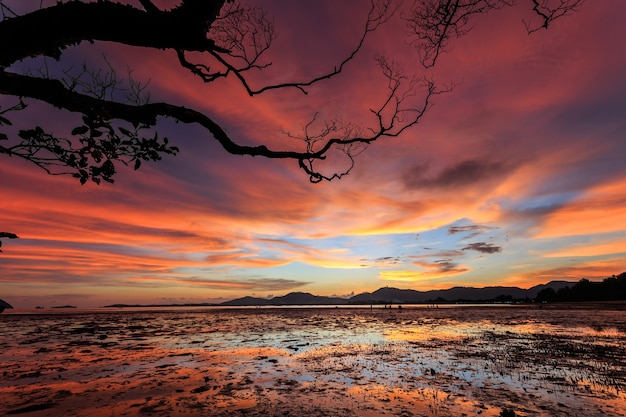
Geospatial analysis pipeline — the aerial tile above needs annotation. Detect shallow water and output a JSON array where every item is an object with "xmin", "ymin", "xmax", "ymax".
[{"xmin": 1, "ymin": 305, "xmax": 625, "ymax": 416}]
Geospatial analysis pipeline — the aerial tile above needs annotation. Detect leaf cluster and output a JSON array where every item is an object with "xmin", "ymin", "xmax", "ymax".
[{"xmin": 5, "ymin": 112, "xmax": 178, "ymax": 185}]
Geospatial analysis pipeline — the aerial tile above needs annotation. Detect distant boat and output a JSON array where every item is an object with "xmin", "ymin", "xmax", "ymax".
[{"xmin": 0, "ymin": 299, "xmax": 13, "ymax": 313}]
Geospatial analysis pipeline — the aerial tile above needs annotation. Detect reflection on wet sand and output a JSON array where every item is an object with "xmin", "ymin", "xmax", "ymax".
[{"xmin": 1, "ymin": 306, "xmax": 625, "ymax": 416}]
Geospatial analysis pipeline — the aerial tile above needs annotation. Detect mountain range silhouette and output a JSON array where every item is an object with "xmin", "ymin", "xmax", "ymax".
[{"xmin": 220, "ymin": 281, "xmax": 574, "ymax": 306}]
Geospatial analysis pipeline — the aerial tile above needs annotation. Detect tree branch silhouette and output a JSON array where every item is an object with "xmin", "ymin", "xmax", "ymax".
[
  {"xmin": 0, "ymin": 0, "xmax": 407, "ymax": 183},
  {"xmin": 0, "ymin": 0, "xmax": 584, "ymax": 184},
  {"xmin": 524, "ymin": 0, "xmax": 585, "ymax": 34},
  {"xmin": 404, "ymin": 0, "xmax": 584, "ymax": 68}
]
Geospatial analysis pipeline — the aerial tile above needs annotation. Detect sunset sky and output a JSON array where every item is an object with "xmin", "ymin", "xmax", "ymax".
[{"xmin": 2, "ymin": 0, "xmax": 626, "ymax": 308}]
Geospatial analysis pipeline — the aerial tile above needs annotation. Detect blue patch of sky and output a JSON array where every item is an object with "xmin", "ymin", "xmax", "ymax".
[
  {"xmin": 259, "ymin": 217, "xmax": 497, "ymax": 267},
  {"xmin": 504, "ymin": 191, "xmax": 579, "ymax": 215}
]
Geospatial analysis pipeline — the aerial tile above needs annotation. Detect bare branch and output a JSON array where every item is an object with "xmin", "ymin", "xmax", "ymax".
[
  {"xmin": 524, "ymin": 0, "xmax": 585, "ymax": 33},
  {"xmin": 137, "ymin": 0, "xmax": 160, "ymax": 14},
  {"xmin": 0, "ymin": 1, "xmax": 18, "ymax": 21},
  {"xmin": 404, "ymin": 0, "xmax": 516, "ymax": 68},
  {"xmin": 292, "ymin": 58, "xmax": 452, "ymax": 183},
  {"xmin": 211, "ymin": 2, "xmax": 274, "ymax": 67},
  {"xmin": 404, "ymin": 0, "xmax": 583, "ymax": 67},
  {"xmin": 203, "ymin": 0, "xmax": 398, "ymax": 96}
]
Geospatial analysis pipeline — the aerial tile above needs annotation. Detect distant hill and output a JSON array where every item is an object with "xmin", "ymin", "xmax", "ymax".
[
  {"xmin": 220, "ymin": 296, "xmax": 271, "ymax": 306},
  {"xmin": 220, "ymin": 281, "xmax": 576, "ymax": 306},
  {"xmin": 350, "ymin": 281, "xmax": 574, "ymax": 304},
  {"xmin": 222, "ymin": 292, "xmax": 348, "ymax": 306},
  {"xmin": 527, "ymin": 281, "xmax": 574, "ymax": 297}
]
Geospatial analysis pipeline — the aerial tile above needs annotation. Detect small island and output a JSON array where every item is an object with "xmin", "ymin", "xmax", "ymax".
[{"xmin": 0, "ymin": 299, "xmax": 13, "ymax": 313}]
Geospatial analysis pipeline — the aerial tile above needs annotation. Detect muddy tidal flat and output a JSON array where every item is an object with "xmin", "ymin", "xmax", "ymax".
[{"xmin": 1, "ymin": 305, "xmax": 625, "ymax": 417}]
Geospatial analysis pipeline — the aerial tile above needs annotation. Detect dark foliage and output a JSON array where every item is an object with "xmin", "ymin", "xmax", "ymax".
[{"xmin": 537, "ymin": 273, "xmax": 626, "ymax": 302}]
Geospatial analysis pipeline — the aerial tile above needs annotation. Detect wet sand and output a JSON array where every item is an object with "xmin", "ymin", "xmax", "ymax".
[{"xmin": 1, "ymin": 305, "xmax": 625, "ymax": 416}]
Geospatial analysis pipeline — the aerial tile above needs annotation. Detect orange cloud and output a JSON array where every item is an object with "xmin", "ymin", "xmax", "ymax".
[
  {"xmin": 543, "ymin": 239, "xmax": 626, "ymax": 258},
  {"xmin": 128, "ymin": 276, "xmax": 310, "ymax": 292},
  {"xmin": 535, "ymin": 178, "xmax": 626, "ymax": 239},
  {"xmin": 502, "ymin": 258, "xmax": 626, "ymax": 289},
  {"xmin": 205, "ymin": 252, "xmax": 289, "ymax": 268}
]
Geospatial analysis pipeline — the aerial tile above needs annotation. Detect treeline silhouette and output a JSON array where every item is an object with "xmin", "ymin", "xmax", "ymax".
[{"xmin": 536, "ymin": 272, "xmax": 626, "ymax": 302}]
